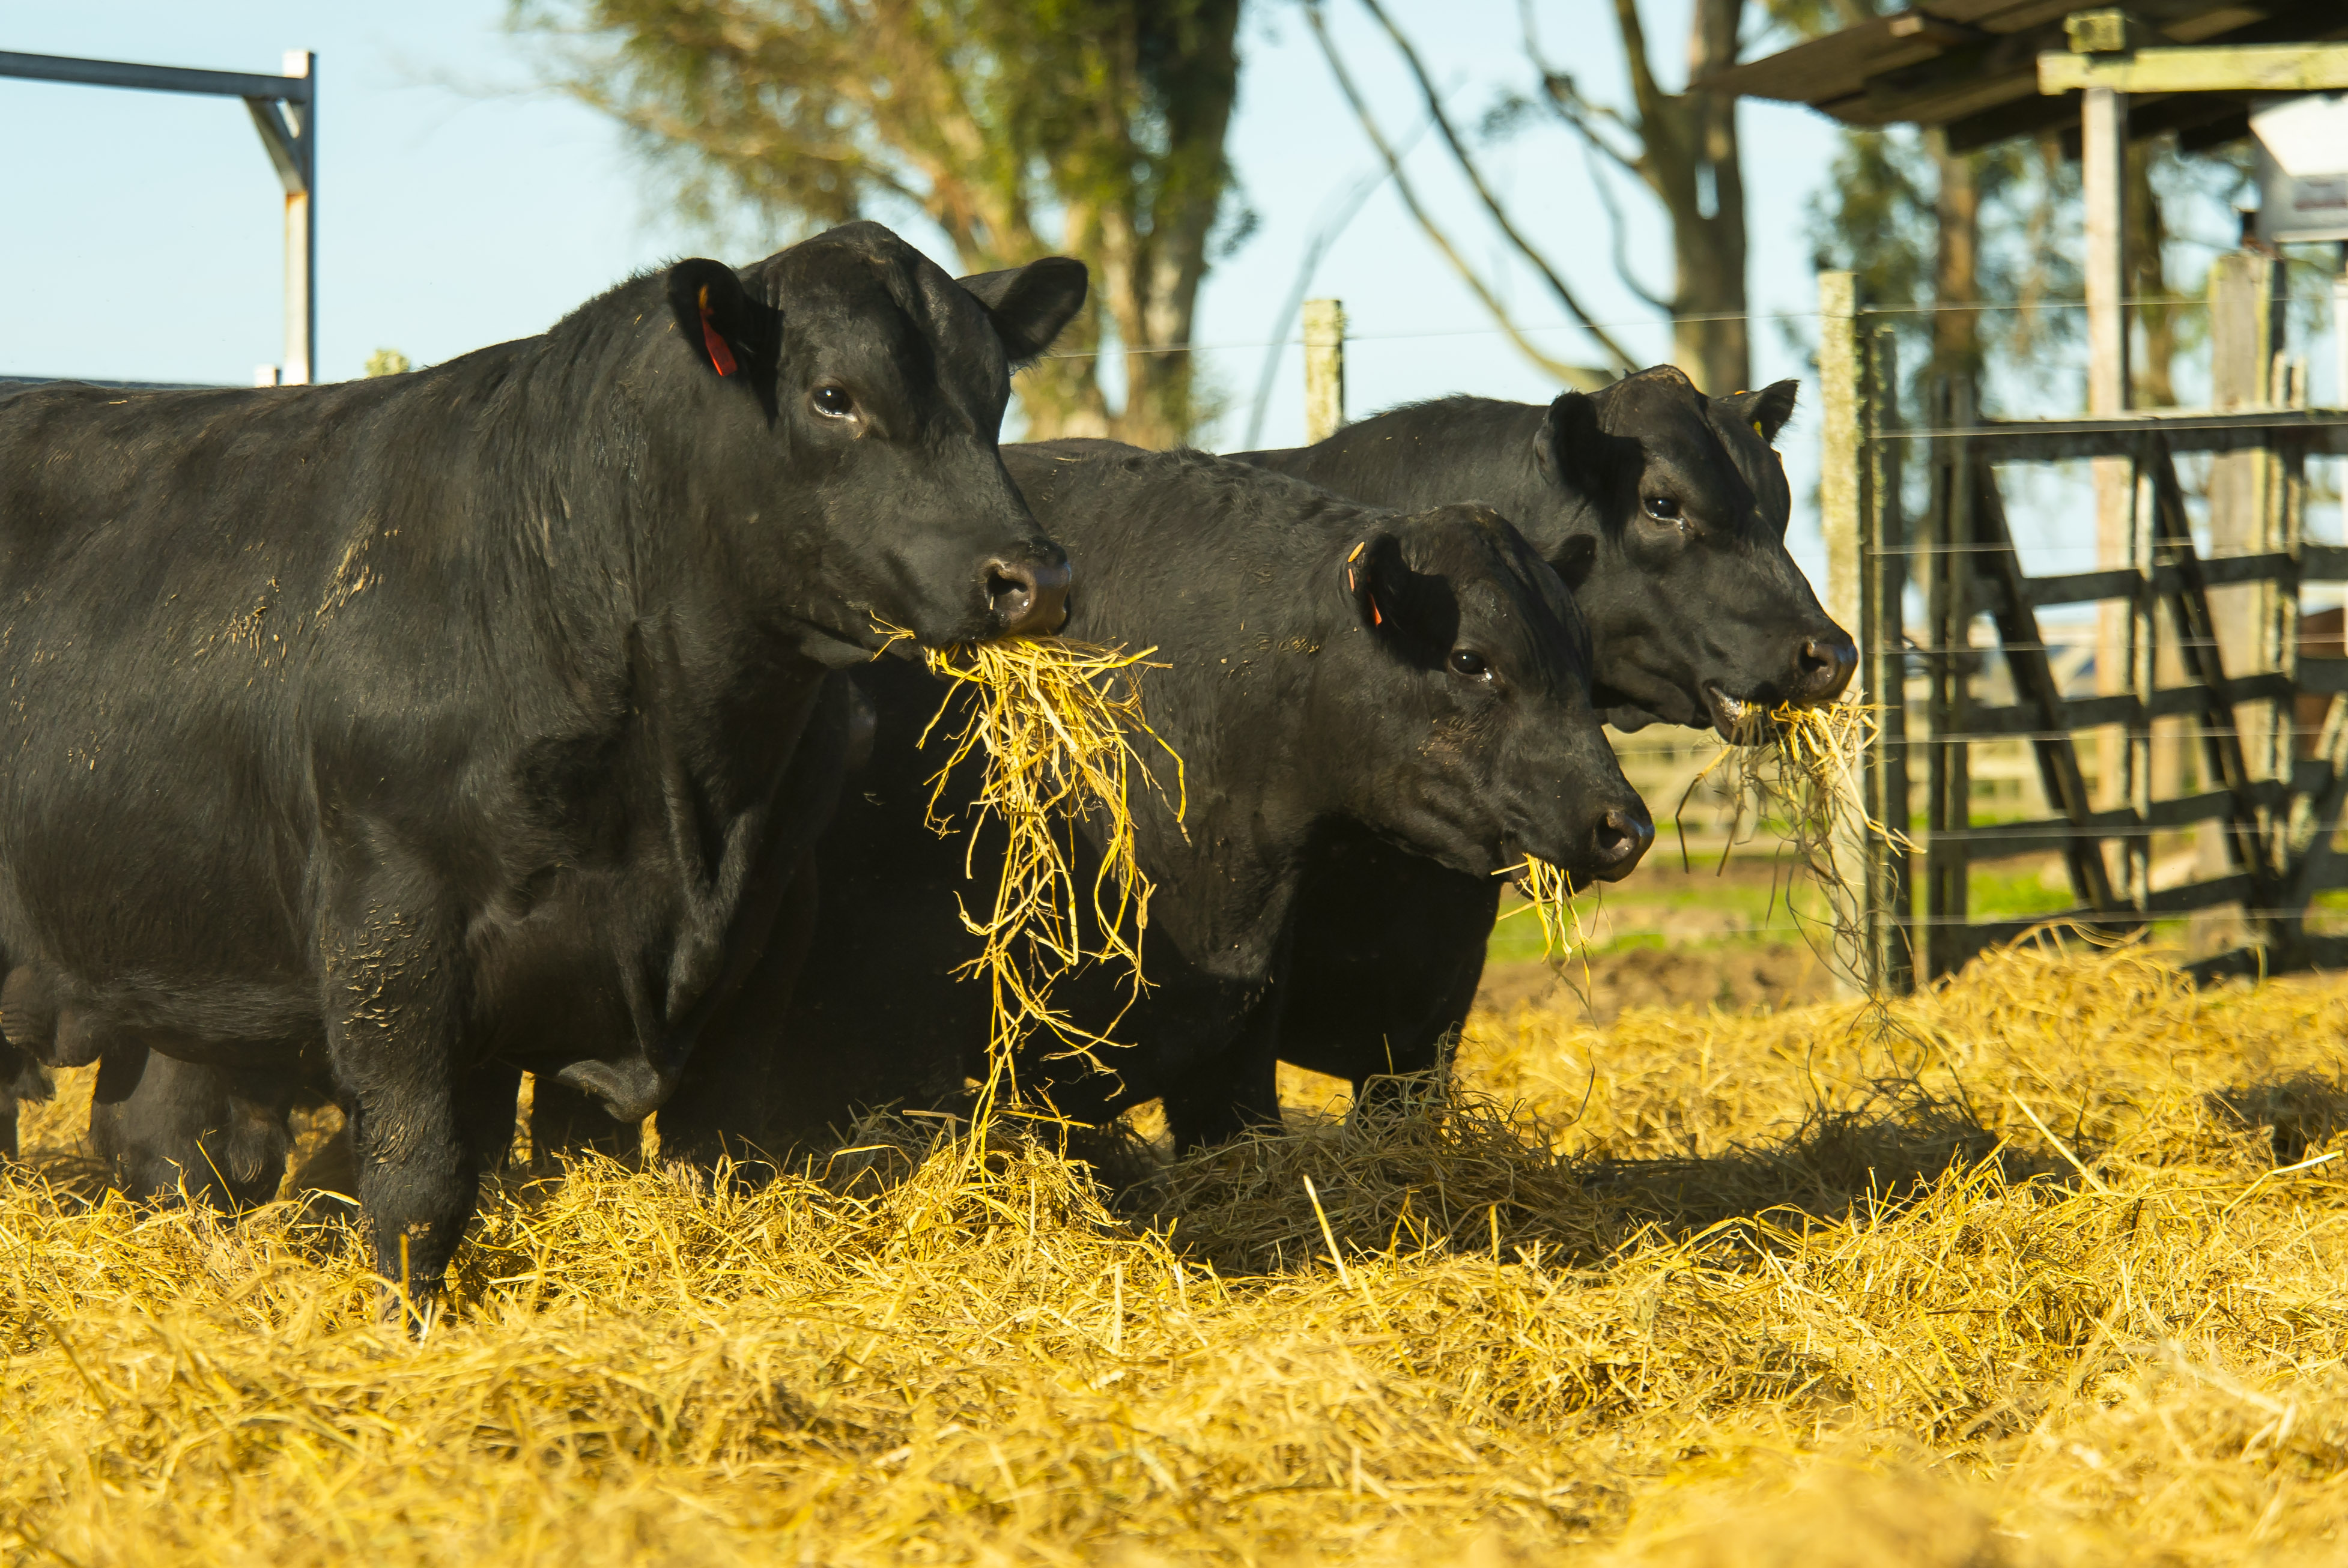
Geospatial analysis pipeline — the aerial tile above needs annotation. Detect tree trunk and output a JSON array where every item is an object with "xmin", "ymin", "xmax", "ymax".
[
  {"xmin": 1929, "ymin": 128, "xmax": 1982, "ymax": 389},
  {"xmin": 1668, "ymin": 0, "xmax": 1749, "ymax": 396},
  {"xmin": 2129, "ymin": 136, "xmax": 2177, "ymax": 408}
]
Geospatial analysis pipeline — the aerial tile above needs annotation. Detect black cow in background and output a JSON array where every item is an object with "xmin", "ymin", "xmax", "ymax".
[
  {"xmin": 0, "ymin": 222, "xmax": 1084, "ymax": 1310},
  {"xmin": 1222, "ymin": 364, "xmax": 1855, "ymax": 1104},
  {"xmin": 775, "ymin": 442, "xmax": 1651, "ymax": 1154}
]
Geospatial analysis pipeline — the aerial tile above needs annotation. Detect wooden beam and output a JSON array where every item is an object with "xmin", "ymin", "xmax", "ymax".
[{"xmin": 2040, "ymin": 43, "xmax": 2348, "ymax": 95}]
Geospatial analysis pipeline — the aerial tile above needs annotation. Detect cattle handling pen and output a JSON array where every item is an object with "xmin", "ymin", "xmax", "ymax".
[
  {"xmin": 11, "ymin": 17, "xmax": 2348, "ymax": 1568},
  {"xmin": 1821, "ymin": 286, "xmax": 2348, "ymax": 992},
  {"xmin": 1776, "ymin": 4, "xmax": 2348, "ymax": 995}
]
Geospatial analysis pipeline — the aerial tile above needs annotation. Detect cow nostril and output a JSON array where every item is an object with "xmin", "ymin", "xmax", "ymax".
[
  {"xmin": 987, "ymin": 556, "xmax": 1073, "ymax": 638},
  {"xmin": 1797, "ymin": 635, "xmax": 1860, "ymax": 700},
  {"xmin": 1592, "ymin": 805, "xmax": 1655, "ymax": 871}
]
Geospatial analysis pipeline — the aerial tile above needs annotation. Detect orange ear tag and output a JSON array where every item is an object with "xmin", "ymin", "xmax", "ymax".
[
  {"xmin": 1370, "ymin": 595, "xmax": 1383, "ymax": 627},
  {"xmin": 697, "ymin": 285, "xmax": 739, "ymax": 377}
]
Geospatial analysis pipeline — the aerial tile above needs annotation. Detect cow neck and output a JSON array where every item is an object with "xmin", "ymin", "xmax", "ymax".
[
  {"xmin": 423, "ymin": 285, "xmax": 830, "ymax": 1039},
  {"xmin": 1061, "ymin": 521, "xmax": 1363, "ymax": 984},
  {"xmin": 1265, "ymin": 398, "xmax": 1580, "ymax": 528},
  {"xmin": 462, "ymin": 288, "xmax": 826, "ymax": 799}
]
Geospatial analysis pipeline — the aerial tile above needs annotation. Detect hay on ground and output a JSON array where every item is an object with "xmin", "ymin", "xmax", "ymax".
[{"xmin": 6, "ymin": 943, "xmax": 2347, "ymax": 1564}]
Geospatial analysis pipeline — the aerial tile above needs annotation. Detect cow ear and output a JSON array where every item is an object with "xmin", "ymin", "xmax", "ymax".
[
  {"xmin": 1551, "ymin": 533, "xmax": 1599, "ymax": 592},
  {"xmin": 1722, "ymin": 380, "xmax": 1799, "ymax": 443},
  {"xmin": 1533, "ymin": 390, "xmax": 1615, "ymax": 494},
  {"xmin": 1341, "ymin": 531, "xmax": 1409, "ymax": 637},
  {"xmin": 666, "ymin": 259, "xmax": 756, "ymax": 381},
  {"xmin": 957, "ymin": 258, "xmax": 1090, "ymax": 367}
]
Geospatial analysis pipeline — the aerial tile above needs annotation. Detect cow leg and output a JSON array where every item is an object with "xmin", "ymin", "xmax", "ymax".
[
  {"xmin": 1159, "ymin": 1052, "xmax": 1283, "ymax": 1154},
  {"xmin": 655, "ymin": 853, "xmax": 821, "ymax": 1169},
  {"xmin": 527, "ymin": 1076, "xmax": 643, "ymax": 1166},
  {"xmin": 89, "ymin": 1049, "xmax": 297, "ymax": 1209},
  {"xmin": 658, "ymin": 676, "xmax": 853, "ymax": 1170},
  {"xmin": 1347, "ymin": 939, "xmax": 1485, "ymax": 1125},
  {"xmin": 1, "ymin": 1044, "xmax": 53, "ymax": 1163},
  {"xmin": 457, "ymin": 1058, "xmax": 526, "ymax": 1177},
  {"xmin": 321, "ymin": 889, "xmax": 477, "ymax": 1325}
]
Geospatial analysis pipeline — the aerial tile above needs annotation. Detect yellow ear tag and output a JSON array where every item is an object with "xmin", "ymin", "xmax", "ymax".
[{"xmin": 1753, "ymin": 420, "xmax": 1765, "ymax": 438}]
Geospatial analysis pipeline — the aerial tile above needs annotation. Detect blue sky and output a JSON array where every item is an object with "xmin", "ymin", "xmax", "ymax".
[{"xmin": 0, "ymin": 3, "xmax": 1855, "ymax": 574}]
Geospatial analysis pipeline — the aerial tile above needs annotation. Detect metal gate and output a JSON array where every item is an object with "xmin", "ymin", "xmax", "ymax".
[{"xmin": 1819, "ymin": 273, "xmax": 2348, "ymax": 993}]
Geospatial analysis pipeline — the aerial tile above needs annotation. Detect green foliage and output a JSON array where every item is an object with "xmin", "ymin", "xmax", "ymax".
[
  {"xmin": 363, "ymin": 348, "xmax": 412, "ymax": 378},
  {"xmin": 509, "ymin": 0, "xmax": 1243, "ymax": 443}
]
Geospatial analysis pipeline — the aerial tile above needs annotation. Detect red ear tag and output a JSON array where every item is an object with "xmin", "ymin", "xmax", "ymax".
[
  {"xmin": 697, "ymin": 285, "xmax": 738, "ymax": 377},
  {"xmin": 1370, "ymin": 595, "xmax": 1383, "ymax": 627}
]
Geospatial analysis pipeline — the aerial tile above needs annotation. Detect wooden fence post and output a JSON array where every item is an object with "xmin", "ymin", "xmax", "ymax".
[
  {"xmin": 1819, "ymin": 272, "xmax": 1911, "ymax": 991},
  {"xmin": 1819, "ymin": 273, "xmax": 1863, "ymax": 638},
  {"xmin": 1866, "ymin": 324, "xmax": 1914, "ymax": 993},
  {"xmin": 2083, "ymin": 74, "xmax": 2131, "ymax": 811},
  {"xmin": 1303, "ymin": 298, "xmax": 1346, "ymax": 444}
]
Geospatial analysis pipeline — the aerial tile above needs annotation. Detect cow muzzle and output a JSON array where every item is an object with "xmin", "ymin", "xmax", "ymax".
[
  {"xmin": 1789, "ymin": 631, "xmax": 1858, "ymax": 704},
  {"xmin": 1585, "ymin": 802, "xmax": 1655, "ymax": 882},
  {"xmin": 986, "ymin": 552, "xmax": 1073, "ymax": 638}
]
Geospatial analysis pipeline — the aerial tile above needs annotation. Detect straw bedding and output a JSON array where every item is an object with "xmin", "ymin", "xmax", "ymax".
[{"xmin": 7, "ymin": 942, "xmax": 2346, "ymax": 1564}]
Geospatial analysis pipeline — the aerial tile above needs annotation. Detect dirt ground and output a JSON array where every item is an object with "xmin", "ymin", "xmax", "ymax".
[{"xmin": 1473, "ymin": 939, "xmax": 1841, "ymax": 1022}]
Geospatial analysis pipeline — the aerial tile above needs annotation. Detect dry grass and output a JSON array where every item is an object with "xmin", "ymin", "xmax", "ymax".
[
  {"xmin": 903, "ymin": 632, "xmax": 1183, "ymax": 1080},
  {"xmin": 1690, "ymin": 698, "xmax": 1912, "ymax": 984},
  {"xmin": 7, "ymin": 942, "xmax": 2348, "ymax": 1564}
]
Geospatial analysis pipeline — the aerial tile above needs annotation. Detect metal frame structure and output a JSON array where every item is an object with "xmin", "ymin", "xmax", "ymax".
[
  {"xmin": 1821, "ymin": 278, "xmax": 2348, "ymax": 991},
  {"xmin": 0, "ymin": 47, "xmax": 315, "ymax": 384}
]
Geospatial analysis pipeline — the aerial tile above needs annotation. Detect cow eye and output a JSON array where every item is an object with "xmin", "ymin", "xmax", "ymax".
[
  {"xmin": 1447, "ymin": 648, "xmax": 1491, "ymax": 680},
  {"xmin": 811, "ymin": 385, "xmax": 855, "ymax": 419},
  {"xmin": 1642, "ymin": 495, "xmax": 1683, "ymax": 523}
]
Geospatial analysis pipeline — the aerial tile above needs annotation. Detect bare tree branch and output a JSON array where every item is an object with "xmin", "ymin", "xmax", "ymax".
[
  {"xmin": 1610, "ymin": 0, "xmax": 1668, "ymax": 139},
  {"xmin": 1535, "ymin": 76, "xmax": 1643, "ymax": 174},
  {"xmin": 1580, "ymin": 138, "xmax": 1672, "ymax": 312},
  {"xmin": 1302, "ymin": 2, "xmax": 1616, "ymax": 387},
  {"xmin": 1341, "ymin": 0, "xmax": 1637, "ymax": 375}
]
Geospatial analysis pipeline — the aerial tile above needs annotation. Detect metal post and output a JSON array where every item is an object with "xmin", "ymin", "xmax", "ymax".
[
  {"xmin": 249, "ymin": 50, "xmax": 317, "ymax": 384},
  {"xmin": 1302, "ymin": 298, "xmax": 1345, "ymax": 444},
  {"xmin": 2084, "ymin": 82, "xmax": 2130, "ymax": 811},
  {"xmin": 1866, "ymin": 323, "xmax": 1913, "ymax": 992},
  {"xmin": 1925, "ymin": 375, "xmax": 1975, "ymax": 979},
  {"xmin": 285, "ymin": 50, "xmax": 314, "ymax": 384}
]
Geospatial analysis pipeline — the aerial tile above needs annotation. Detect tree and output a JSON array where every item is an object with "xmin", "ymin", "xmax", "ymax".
[
  {"xmin": 510, "ymin": 0, "xmax": 1244, "ymax": 445},
  {"xmin": 1527, "ymin": 0, "xmax": 1755, "ymax": 395},
  {"xmin": 1297, "ymin": 0, "xmax": 1764, "ymax": 395}
]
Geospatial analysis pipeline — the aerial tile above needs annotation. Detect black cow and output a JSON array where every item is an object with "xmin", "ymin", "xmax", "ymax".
[
  {"xmin": 773, "ymin": 441, "xmax": 1651, "ymax": 1153},
  {"xmin": 0, "ymin": 222, "xmax": 1084, "ymax": 1308},
  {"xmin": 1224, "ymin": 364, "xmax": 1855, "ymax": 1103}
]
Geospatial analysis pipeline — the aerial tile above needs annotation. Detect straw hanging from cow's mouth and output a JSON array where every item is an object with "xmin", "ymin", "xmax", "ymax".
[
  {"xmin": 876, "ymin": 625, "xmax": 1186, "ymax": 1119},
  {"xmin": 1683, "ymin": 698, "xmax": 1913, "ymax": 987},
  {"xmin": 1496, "ymin": 856, "xmax": 1597, "ymax": 968}
]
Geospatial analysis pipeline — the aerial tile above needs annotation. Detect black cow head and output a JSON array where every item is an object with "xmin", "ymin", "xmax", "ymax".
[
  {"xmin": 1529, "ymin": 365, "xmax": 1856, "ymax": 736},
  {"xmin": 660, "ymin": 222, "xmax": 1087, "ymax": 664},
  {"xmin": 1328, "ymin": 504, "xmax": 1652, "ymax": 885}
]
